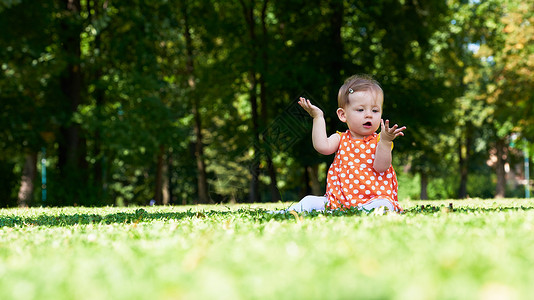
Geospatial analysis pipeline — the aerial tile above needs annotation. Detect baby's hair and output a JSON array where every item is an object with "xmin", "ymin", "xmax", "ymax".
[{"xmin": 337, "ymin": 74, "xmax": 383, "ymax": 108}]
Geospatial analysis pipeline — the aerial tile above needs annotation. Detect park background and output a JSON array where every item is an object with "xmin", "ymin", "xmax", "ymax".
[{"xmin": 0, "ymin": 0, "xmax": 532, "ymax": 208}]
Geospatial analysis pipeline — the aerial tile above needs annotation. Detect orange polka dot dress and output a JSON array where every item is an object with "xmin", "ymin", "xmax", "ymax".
[{"xmin": 325, "ymin": 131, "xmax": 402, "ymax": 212}]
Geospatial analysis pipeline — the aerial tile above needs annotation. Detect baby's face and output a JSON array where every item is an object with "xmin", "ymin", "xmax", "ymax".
[{"xmin": 338, "ymin": 90, "xmax": 383, "ymax": 139}]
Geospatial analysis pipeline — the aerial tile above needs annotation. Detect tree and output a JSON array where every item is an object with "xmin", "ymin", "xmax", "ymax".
[
  {"xmin": 460, "ymin": 0, "xmax": 533, "ymax": 197},
  {"xmin": 0, "ymin": 0, "xmax": 59, "ymax": 207},
  {"xmin": 3, "ymin": 0, "xmax": 528, "ymax": 206}
]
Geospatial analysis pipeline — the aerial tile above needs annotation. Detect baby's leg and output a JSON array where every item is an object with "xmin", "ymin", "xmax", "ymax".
[
  {"xmin": 360, "ymin": 198, "xmax": 396, "ymax": 212},
  {"xmin": 286, "ymin": 195, "xmax": 328, "ymax": 213}
]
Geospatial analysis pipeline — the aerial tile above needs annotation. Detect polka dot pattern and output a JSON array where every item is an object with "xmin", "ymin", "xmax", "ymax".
[{"xmin": 325, "ymin": 131, "xmax": 401, "ymax": 211}]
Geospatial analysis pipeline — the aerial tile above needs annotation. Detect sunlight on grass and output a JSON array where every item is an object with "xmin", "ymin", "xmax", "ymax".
[{"xmin": 1, "ymin": 199, "xmax": 533, "ymax": 299}]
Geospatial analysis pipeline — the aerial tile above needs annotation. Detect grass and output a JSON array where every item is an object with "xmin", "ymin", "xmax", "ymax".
[{"xmin": 1, "ymin": 199, "xmax": 534, "ymax": 300}]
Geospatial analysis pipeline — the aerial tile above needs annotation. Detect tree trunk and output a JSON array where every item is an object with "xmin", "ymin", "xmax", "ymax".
[
  {"xmin": 182, "ymin": 1, "xmax": 210, "ymax": 204},
  {"xmin": 495, "ymin": 138, "xmax": 507, "ymax": 198},
  {"xmin": 162, "ymin": 154, "xmax": 170, "ymax": 205},
  {"xmin": 457, "ymin": 126, "xmax": 471, "ymax": 199},
  {"xmin": 58, "ymin": 0, "xmax": 85, "ymax": 205},
  {"xmin": 266, "ymin": 158, "xmax": 281, "ymax": 202},
  {"xmin": 303, "ymin": 165, "xmax": 311, "ymax": 197},
  {"xmin": 307, "ymin": 165, "xmax": 322, "ymax": 196},
  {"xmin": 248, "ymin": 94, "xmax": 261, "ymax": 203},
  {"xmin": 193, "ymin": 101, "xmax": 210, "ymax": 204},
  {"xmin": 17, "ymin": 152, "xmax": 37, "ymax": 207},
  {"xmin": 420, "ymin": 171, "xmax": 429, "ymax": 200},
  {"xmin": 167, "ymin": 150, "xmax": 175, "ymax": 205},
  {"xmin": 458, "ymin": 143, "xmax": 468, "ymax": 199},
  {"xmin": 154, "ymin": 145, "xmax": 164, "ymax": 205},
  {"xmin": 240, "ymin": 0, "xmax": 261, "ymax": 203},
  {"xmin": 259, "ymin": 0, "xmax": 280, "ymax": 203}
]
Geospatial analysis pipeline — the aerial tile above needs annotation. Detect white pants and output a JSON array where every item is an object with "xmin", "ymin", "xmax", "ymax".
[{"xmin": 279, "ymin": 195, "xmax": 396, "ymax": 213}]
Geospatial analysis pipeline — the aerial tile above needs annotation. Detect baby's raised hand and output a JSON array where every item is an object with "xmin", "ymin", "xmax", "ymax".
[
  {"xmin": 298, "ymin": 97, "xmax": 324, "ymax": 118},
  {"xmin": 380, "ymin": 119, "xmax": 406, "ymax": 142}
]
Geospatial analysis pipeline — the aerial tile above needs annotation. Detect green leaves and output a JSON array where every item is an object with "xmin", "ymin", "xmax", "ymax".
[{"xmin": 1, "ymin": 0, "xmax": 532, "ymax": 206}]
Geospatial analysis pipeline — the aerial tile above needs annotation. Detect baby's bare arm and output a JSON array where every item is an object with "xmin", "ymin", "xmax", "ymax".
[
  {"xmin": 298, "ymin": 97, "xmax": 340, "ymax": 155},
  {"xmin": 374, "ymin": 119, "xmax": 406, "ymax": 173}
]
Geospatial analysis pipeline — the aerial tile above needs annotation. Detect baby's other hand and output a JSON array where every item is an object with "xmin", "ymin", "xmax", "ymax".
[
  {"xmin": 298, "ymin": 97, "xmax": 324, "ymax": 118},
  {"xmin": 380, "ymin": 119, "xmax": 406, "ymax": 142}
]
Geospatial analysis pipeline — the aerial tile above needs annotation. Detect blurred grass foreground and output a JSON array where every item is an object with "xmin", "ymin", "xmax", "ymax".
[{"xmin": 1, "ymin": 199, "xmax": 534, "ymax": 299}]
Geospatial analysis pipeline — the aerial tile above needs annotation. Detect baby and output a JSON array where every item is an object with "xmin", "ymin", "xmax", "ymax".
[{"xmin": 286, "ymin": 74, "xmax": 406, "ymax": 213}]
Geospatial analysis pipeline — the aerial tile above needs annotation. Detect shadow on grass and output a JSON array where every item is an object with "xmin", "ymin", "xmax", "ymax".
[
  {"xmin": 1, "ymin": 204, "xmax": 534, "ymax": 228},
  {"xmin": 0, "ymin": 208, "xmax": 269, "ymax": 228}
]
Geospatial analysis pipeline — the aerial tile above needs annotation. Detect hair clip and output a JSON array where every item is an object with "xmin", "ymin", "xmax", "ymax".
[{"xmin": 348, "ymin": 88, "xmax": 354, "ymax": 94}]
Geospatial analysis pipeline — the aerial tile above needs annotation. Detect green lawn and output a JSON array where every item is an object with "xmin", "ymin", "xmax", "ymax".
[{"xmin": 1, "ymin": 199, "xmax": 533, "ymax": 300}]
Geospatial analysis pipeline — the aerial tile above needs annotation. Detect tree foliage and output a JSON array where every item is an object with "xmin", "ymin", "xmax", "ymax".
[{"xmin": 0, "ymin": 0, "xmax": 532, "ymax": 207}]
